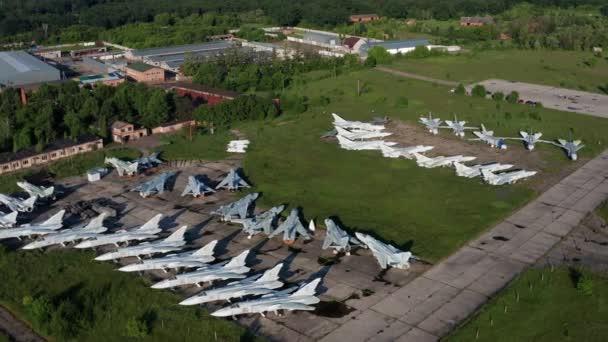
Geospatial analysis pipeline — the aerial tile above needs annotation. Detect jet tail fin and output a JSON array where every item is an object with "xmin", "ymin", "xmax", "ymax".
[
  {"xmin": 292, "ymin": 278, "xmax": 321, "ymax": 297},
  {"xmin": 193, "ymin": 240, "xmax": 217, "ymax": 256},
  {"xmin": 453, "ymin": 162, "xmax": 470, "ymax": 175},
  {"xmin": 23, "ymin": 196, "xmax": 37, "ymax": 208},
  {"xmin": 481, "ymin": 169, "xmax": 497, "ymax": 182},
  {"xmin": 43, "ymin": 186, "xmax": 54, "ymax": 198},
  {"xmin": 165, "ymin": 226, "xmax": 187, "ymax": 242},
  {"xmin": 225, "ymin": 250, "xmax": 249, "ymax": 268},
  {"xmin": 44, "ymin": 210, "xmax": 65, "ymax": 227},
  {"xmin": 84, "ymin": 213, "xmax": 107, "ymax": 230},
  {"xmin": 3, "ymin": 211, "xmax": 18, "ymax": 224},
  {"xmin": 256, "ymin": 263, "xmax": 283, "ymax": 283},
  {"xmin": 331, "ymin": 113, "xmax": 346, "ymax": 123},
  {"xmin": 137, "ymin": 214, "xmax": 162, "ymax": 232}
]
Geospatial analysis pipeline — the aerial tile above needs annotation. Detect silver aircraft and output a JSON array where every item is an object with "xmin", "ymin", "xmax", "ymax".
[
  {"xmin": 22, "ymin": 213, "xmax": 108, "ymax": 249},
  {"xmin": 181, "ymin": 176, "xmax": 216, "ymax": 197},
  {"xmin": 74, "ymin": 214, "xmax": 163, "ymax": 249},
  {"xmin": 512, "ymin": 131, "xmax": 545, "ymax": 150},
  {"xmin": 105, "ymin": 157, "xmax": 139, "ymax": 176},
  {"xmin": 215, "ymin": 169, "xmax": 251, "ymax": 191},
  {"xmin": 151, "ymin": 250, "xmax": 251, "ymax": 289},
  {"xmin": 419, "ymin": 113, "xmax": 442, "ymax": 135},
  {"xmin": 355, "ymin": 232, "xmax": 413, "ymax": 269},
  {"xmin": 335, "ymin": 126, "xmax": 392, "ymax": 141},
  {"xmin": 212, "ymin": 193, "xmax": 259, "ymax": 222},
  {"xmin": 481, "ymin": 169, "xmax": 537, "ymax": 185},
  {"xmin": 412, "ymin": 153, "xmax": 476, "ymax": 168},
  {"xmin": 232, "ymin": 205, "xmax": 285, "ymax": 238},
  {"xmin": 179, "ymin": 263, "xmax": 284, "ymax": 305},
  {"xmin": 0, "ymin": 194, "xmax": 37, "ymax": 213},
  {"xmin": 553, "ymin": 139, "xmax": 584, "ymax": 160},
  {"xmin": 332, "ymin": 113, "xmax": 385, "ymax": 132},
  {"xmin": 132, "ymin": 172, "xmax": 176, "ymax": 198},
  {"xmin": 380, "ymin": 144, "xmax": 434, "ymax": 159},
  {"xmin": 453, "ymin": 162, "xmax": 514, "ymax": 178},
  {"xmin": 322, "ymin": 218, "xmax": 363, "ymax": 255},
  {"xmin": 471, "ymin": 124, "xmax": 507, "ymax": 149},
  {"xmin": 211, "ymin": 278, "xmax": 322, "ymax": 318},
  {"xmin": 444, "ymin": 116, "xmax": 477, "ymax": 137},
  {"xmin": 17, "ymin": 181, "xmax": 55, "ymax": 200},
  {"xmin": 0, "ymin": 211, "xmax": 18, "ymax": 228},
  {"xmin": 118, "ymin": 240, "xmax": 218, "ymax": 273},
  {"xmin": 0, "ymin": 210, "xmax": 65, "ymax": 241},
  {"xmin": 336, "ymin": 135, "xmax": 397, "ymax": 151},
  {"xmin": 268, "ymin": 208, "xmax": 312, "ymax": 242},
  {"xmin": 135, "ymin": 152, "xmax": 163, "ymax": 169},
  {"xmin": 95, "ymin": 225, "xmax": 188, "ymax": 261}
]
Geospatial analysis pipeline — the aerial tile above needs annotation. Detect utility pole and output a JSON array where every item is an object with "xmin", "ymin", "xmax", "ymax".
[{"xmin": 357, "ymin": 80, "xmax": 361, "ymax": 96}]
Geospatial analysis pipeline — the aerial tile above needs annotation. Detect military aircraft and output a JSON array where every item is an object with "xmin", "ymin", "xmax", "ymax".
[
  {"xmin": 211, "ymin": 278, "xmax": 322, "ymax": 318},
  {"xmin": 105, "ymin": 157, "xmax": 139, "ymax": 177},
  {"xmin": 212, "ymin": 193, "xmax": 259, "ymax": 222},
  {"xmin": 216, "ymin": 169, "xmax": 251, "ymax": 191},
  {"xmin": 0, "ymin": 210, "xmax": 65, "ymax": 241},
  {"xmin": 151, "ymin": 250, "xmax": 251, "ymax": 289},
  {"xmin": 227, "ymin": 140, "xmax": 250, "ymax": 153},
  {"xmin": 232, "ymin": 205, "xmax": 285, "ymax": 238},
  {"xmin": 511, "ymin": 131, "xmax": 545, "ymax": 151},
  {"xmin": 180, "ymin": 263, "xmax": 284, "ymax": 305},
  {"xmin": 268, "ymin": 208, "xmax": 312, "ymax": 243},
  {"xmin": 0, "ymin": 194, "xmax": 37, "ymax": 213},
  {"xmin": 95, "ymin": 225, "xmax": 188, "ymax": 261},
  {"xmin": 355, "ymin": 232, "xmax": 413, "ymax": 269},
  {"xmin": 412, "ymin": 153, "xmax": 476, "ymax": 168},
  {"xmin": 419, "ymin": 113, "xmax": 442, "ymax": 135},
  {"xmin": 132, "ymin": 172, "xmax": 176, "ymax": 198},
  {"xmin": 471, "ymin": 124, "xmax": 507, "ymax": 149},
  {"xmin": 481, "ymin": 169, "xmax": 537, "ymax": 185},
  {"xmin": 118, "ymin": 240, "xmax": 218, "ymax": 273},
  {"xmin": 17, "ymin": 181, "xmax": 55, "ymax": 200},
  {"xmin": 181, "ymin": 176, "xmax": 216, "ymax": 198},
  {"xmin": 335, "ymin": 126, "xmax": 392, "ymax": 141},
  {"xmin": 0, "ymin": 211, "xmax": 18, "ymax": 228},
  {"xmin": 332, "ymin": 113, "xmax": 385, "ymax": 132},
  {"xmin": 336, "ymin": 135, "xmax": 397, "ymax": 151},
  {"xmin": 553, "ymin": 139, "xmax": 584, "ymax": 160},
  {"xmin": 444, "ymin": 116, "xmax": 477, "ymax": 137},
  {"xmin": 453, "ymin": 162, "xmax": 514, "ymax": 178},
  {"xmin": 22, "ymin": 213, "xmax": 108, "ymax": 250},
  {"xmin": 135, "ymin": 152, "xmax": 163, "ymax": 169},
  {"xmin": 322, "ymin": 219, "xmax": 363, "ymax": 255},
  {"xmin": 380, "ymin": 144, "xmax": 434, "ymax": 159},
  {"xmin": 74, "ymin": 214, "xmax": 163, "ymax": 249}
]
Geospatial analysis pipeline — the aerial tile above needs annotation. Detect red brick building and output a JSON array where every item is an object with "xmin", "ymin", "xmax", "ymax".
[
  {"xmin": 111, "ymin": 121, "xmax": 148, "ymax": 144},
  {"xmin": 460, "ymin": 16, "xmax": 493, "ymax": 27},
  {"xmin": 349, "ymin": 14, "xmax": 380, "ymax": 23},
  {"xmin": 125, "ymin": 62, "xmax": 166, "ymax": 83},
  {"xmin": 165, "ymin": 82, "xmax": 239, "ymax": 106}
]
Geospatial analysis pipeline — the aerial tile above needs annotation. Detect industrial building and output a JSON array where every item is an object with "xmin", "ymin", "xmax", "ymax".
[
  {"xmin": 0, "ymin": 51, "xmax": 61, "ymax": 87},
  {"xmin": 360, "ymin": 39, "xmax": 430, "ymax": 55},
  {"xmin": 125, "ymin": 62, "xmax": 166, "ymax": 83}
]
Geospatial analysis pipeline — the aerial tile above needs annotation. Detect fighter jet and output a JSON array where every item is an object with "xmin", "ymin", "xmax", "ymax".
[
  {"xmin": 212, "ymin": 193, "xmax": 259, "ymax": 222},
  {"xmin": 227, "ymin": 140, "xmax": 250, "ymax": 153},
  {"xmin": 132, "ymin": 172, "xmax": 176, "ymax": 198},
  {"xmin": 335, "ymin": 126, "xmax": 392, "ymax": 141},
  {"xmin": 0, "ymin": 194, "xmax": 37, "ymax": 213},
  {"xmin": 211, "ymin": 278, "xmax": 322, "ymax": 318},
  {"xmin": 181, "ymin": 176, "xmax": 216, "ymax": 198},
  {"xmin": 151, "ymin": 250, "xmax": 251, "ymax": 289},
  {"xmin": 135, "ymin": 152, "xmax": 163, "ymax": 169},
  {"xmin": 481, "ymin": 169, "xmax": 537, "ymax": 185},
  {"xmin": 95, "ymin": 226, "xmax": 188, "ymax": 261},
  {"xmin": 180, "ymin": 263, "xmax": 284, "ymax": 305},
  {"xmin": 471, "ymin": 124, "xmax": 507, "ymax": 149},
  {"xmin": 322, "ymin": 219, "xmax": 363, "ymax": 255},
  {"xmin": 355, "ymin": 232, "xmax": 413, "ymax": 269},
  {"xmin": 216, "ymin": 169, "xmax": 251, "ymax": 191},
  {"xmin": 512, "ymin": 131, "xmax": 545, "ymax": 151},
  {"xmin": 268, "ymin": 208, "xmax": 312, "ymax": 243},
  {"xmin": 22, "ymin": 213, "xmax": 108, "ymax": 250},
  {"xmin": 74, "ymin": 214, "xmax": 162, "ymax": 249},
  {"xmin": 553, "ymin": 139, "xmax": 584, "ymax": 160},
  {"xmin": 105, "ymin": 157, "xmax": 139, "ymax": 176},
  {"xmin": 17, "ymin": 181, "xmax": 55, "ymax": 200},
  {"xmin": 332, "ymin": 113, "xmax": 385, "ymax": 132},
  {"xmin": 453, "ymin": 162, "xmax": 514, "ymax": 178},
  {"xmin": 118, "ymin": 240, "xmax": 218, "ymax": 273},
  {"xmin": 380, "ymin": 144, "xmax": 434, "ymax": 159},
  {"xmin": 412, "ymin": 153, "xmax": 476, "ymax": 168},
  {"xmin": 336, "ymin": 135, "xmax": 397, "ymax": 151},
  {"xmin": 0, "ymin": 210, "xmax": 65, "ymax": 241},
  {"xmin": 232, "ymin": 205, "xmax": 285, "ymax": 238},
  {"xmin": 0, "ymin": 211, "xmax": 18, "ymax": 228},
  {"xmin": 444, "ymin": 116, "xmax": 477, "ymax": 137},
  {"xmin": 419, "ymin": 113, "xmax": 442, "ymax": 135}
]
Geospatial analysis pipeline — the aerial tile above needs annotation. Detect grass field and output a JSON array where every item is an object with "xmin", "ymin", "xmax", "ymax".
[
  {"xmin": 156, "ymin": 130, "xmax": 233, "ymax": 161},
  {"xmin": 446, "ymin": 267, "xmax": 608, "ymax": 341},
  {"xmin": 387, "ymin": 50, "xmax": 608, "ymax": 93},
  {"xmin": 0, "ymin": 246, "xmax": 259, "ymax": 341}
]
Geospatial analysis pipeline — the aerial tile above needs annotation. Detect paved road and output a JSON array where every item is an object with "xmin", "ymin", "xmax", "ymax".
[
  {"xmin": 319, "ymin": 151, "xmax": 608, "ymax": 342},
  {"xmin": 375, "ymin": 66, "xmax": 459, "ymax": 87},
  {"xmin": 0, "ymin": 306, "xmax": 45, "ymax": 342}
]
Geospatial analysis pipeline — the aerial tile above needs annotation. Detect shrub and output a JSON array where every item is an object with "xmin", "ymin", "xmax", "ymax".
[
  {"xmin": 577, "ymin": 275, "xmax": 593, "ymax": 296},
  {"xmin": 454, "ymin": 83, "xmax": 466, "ymax": 95},
  {"xmin": 506, "ymin": 91, "xmax": 519, "ymax": 103},
  {"xmin": 471, "ymin": 85, "xmax": 487, "ymax": 98},
  {"xmin": 364, "ymin": 56, "xmax": 377, "ymax": 67},
  {"xmin": 125, "ymin": 318, "xmax": 149, "ymax": 338},
  {"xmin": 367, "ymin": 46, "xmax": 392, "ymax": 64},
  {"xmin": 492, "ymin": 92, "xmax": 504, "ymax": 101}
]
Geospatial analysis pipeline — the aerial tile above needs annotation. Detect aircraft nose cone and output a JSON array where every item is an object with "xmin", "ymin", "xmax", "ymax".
[
  {"xmin": 95, "ymin": 254, "xmax": 113, "ymax": 261},
  {"xmin": 22, "ymin": 243, "xmax": 36, "ymax": 250},
  {"xmin": 179, "ymin": 297, "xmax": 198, "ymax": 306},
  {"xmin": 211, "ymin": 309, "xmax": 230, "ymax": 317},
  {"xmin": 151, "ymin": 281, "xmax": 169, "ymax": 289}
]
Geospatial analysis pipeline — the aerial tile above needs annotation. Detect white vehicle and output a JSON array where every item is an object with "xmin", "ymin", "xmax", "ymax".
[
  {"xmin": 332, "ymin": 113, "xmax": 385, "ymax": 132},
  {"xmin": 211, "ymin": 278, "xmax": 322, "ymax": 318},
  {"xmin": 334, "ymin": 126, "xmax": 392, "ymax": 141},
  {"xmin": 471, "ymin": 124, "xmax": 507, "ymax": 149},
  {"xmin": 105, "ymin": 157, "xmax": 139, "ymax": 176},
  {"xmin": 380, "ymin": 144, "xmax": 434, "ymax": 159},
  {"xmin": 0, "ymin": 211, "xmax": 18, "ymax": 228},
  {"xmin": 481, "ymin": 169, "xmax": 537, "ymax": 185},
  {"xmin": 0, "ymin": 194, "xmax": 37, "ymax": 213},
  {"xmin": 444, "ymin": 116, "xmax": 477, "ymax": 137},
  {"xmin": 180, "ymin": 263, "xmax": 284, "ymax": 305},
  {"xmin": 355, "ymin": 232, "xmax": 413, "ymax": 269},
  {"xmin": 412, "ymin": 153, "xmax": 476, "ymax": 168},
  {"xmin": 453, "ymin": 162, "xmax": 514, "ymax": 178},
  {"xmin": 227, "ymin": 140, "xmax": 250, "ymax": 153},
  {"xmin": 95, "ymin": 226, "xmax": 188, "ymax": 261},
  {"xmin": 322, "ymin": 218, "xmax": 363, "ymax": 255},
  {"xmin": 336, "ymin": 135, "xmax": 397, "ymax": 151},
  {"xmin": 118, "ymin": 240, "xmax": 218, "ymax": 273},
  {"xmin": 17, "ymin": 181, "xmax": 55, "ymax": 200},
  {"xmin": 215, "ymin": 169, "xmax": 251, "ymax": 191},
  {"xmin": 22, "ymin": 213, "xmax": 108, "ymax": 249},
  {"xmin": 151, "ymin": 250, "xmax": 251, "ymax": 289},
  {"xmin": 419, "ymin": 113, "xmax": 442, "ymax": 135},
  {"xmin": 0, "ymin": 210, "xmax": 65, "ymax": 241},
  {"xmin": 181, "ymin": 176, "xmax": 216, "ymax": 198},
  {"xmin": 74, "ymin": 214, "xmax": 163, "ymax": 249}
]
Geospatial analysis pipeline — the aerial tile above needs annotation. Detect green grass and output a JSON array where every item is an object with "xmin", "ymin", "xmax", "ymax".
[
  {"xmin": 0, "ymin": 246, "xmax": 259, "ymax": 341},
  {"xmin": 596, "ymin": 200, "xmax": 608, "ymax": 224},
  {"xmin": 387, "ymin": 49, "xmax": 608, "ymax": 93},
  {"xmin": 446, "ymin": 267, "xmax": 608, "ymax": 341},
  {"xmin": 0, "ymin": 331, "xmax": 8, "ymax": 342},
  {"xmin": 156, "ymin": 130, "xmax": 233, "ymax": 161}
]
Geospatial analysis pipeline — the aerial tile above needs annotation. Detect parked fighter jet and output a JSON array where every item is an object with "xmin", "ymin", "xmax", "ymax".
[
  {"xmin": 180, "ymin": 263, "xmax": 284, "ymax": 305},
  {"xmin": 0, "ymin": 210, "xmax": 65, "ymax": 241},
  {"xmin": 336, "ymin": 135, "xmax": 397, "ymax": 151},
  {"xmin": 213, "ymin": 193, "xmax": 259, "ymax": 222},
  {"xmin": 412, "ymin": 153, "xmax": 476, "ymax": 168},
  {"xmin": 151, "ymin": 250, "xmax": 251, "ymax": 289},
  {"xmin": 17, "ymin": 181, "xmax": 55, "ymax": 200},
  {"xmin": 335, "ymin": 126, "xmax": 392, "ymax": 141},
  {"xmin": 0, "ymin": 211, "xmax": 18, "ymax": 228},
  {"xmin": 332, "ymin": 113, "xmax": 385, "ymax": 132},
  {"xmin": 0, "ymin": 194, "xmax": 36, "ymax": 213},
  {"xmin": 227, "ymin": 140, "xmax": 250, "ymax": 153},
  {"xmin": 132, "ymin": 172, "xmax": 176, "ymax": 198},
  {"xmin": 95, "ymin": 226, "xmax": 188, "ymax": 261},
  {"xmin": 419, "ymin": 113, "xmax": 442, "ymax": 135},
  {"xmin": 216, "ymin": 169, "xmax": 251, "ymax": 191},
  {"xmin": 380, "ymin": 144, "xmax": 434, "ymax": 159},
  {"xmin": 232, "ymin": 205, "xmax": 285, "ymax": 238},
  {"xmin": 118, "ymin": 240, "xmax": 218, "ymax": 272},
  {"xmin": 444, "ymin": 116, "xmax": 477, "ymax": 137},
  {"xmin": 268, "ymin": 208, "xmax": 312, "ymax": 243},
  {"xmin": 74, "ymin": 214, "xmax": 162, "ymax": 249},
  {"xmin": 135, "ymin": 152, "xmax": 163, "ymax": 169},
  {"xmin": 481, "ymin": 169, "xmax": 537, "ymax": 185},
  {"xmin": 22, "ymin": 213, "xmax": 108, "ymax": 250},
  {"xmin": 471, "ymin": 124, "xmax": 507, "ymax": 149},
  {"xmin": 513, "ymin": 131, "xmax": 545, "ymax": 151},
  {"xmin": 181, "ymin": 176, "xmax": 216, "ymax": 197},
  {"xmin": 453, "ymin": 162, "xmax": 514, "ymax": 178},
  {"xmin": 211, "ymin": 278, "xmax": 322, "ymax": 318},
  {"xmin": 553, "ymin": 139, "xmax": 584, "ymax": 160},
  {"xmin": 322, "ymin": 219, "xmax": 363, "ymax": 255},
  {"xmin": 355, "ymin": 232, "xmax": 413, "ymax": 269},
  {"xmin": 105, "ymin": 157, "xmax": 139, "ymax": 176}
]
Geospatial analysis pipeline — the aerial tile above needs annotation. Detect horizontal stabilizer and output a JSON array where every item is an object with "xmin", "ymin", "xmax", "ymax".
[
  {"xmin": 292, "ymin": 278, "xmax": 321, "ymax": 297},
  {"xmin": 257, "ymin": 263, "xmax": 283, "ymax": 283}
]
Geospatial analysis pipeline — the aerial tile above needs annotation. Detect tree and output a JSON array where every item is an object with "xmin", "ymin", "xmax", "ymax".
[
  {"xmin": 125, "ymin": 317, "xmax": 149, "ymax": 338},
  {"xmin": 471, "ymin": 85, "xmax": 487, "ymax": 98},
  {"xmin": 142, "ymin": 90, "xmax": 171, "ymax": 128},
  {"xmin": 367, "ymin": 46, "xmax": 392, "ymax": 64},
  {"xmin": 492, "ymin": 92, "xmax": 504, "ymax": 101},
  {"xmin": 364, "ymin": 56, "xmax": 377, "ymax": 67},
  {"xmin": 506, "ymin": 91, "xmax": 519, "ymax": 103},
  {"xmin": 601, "ymin": 6, "xmax": 608, "ymax": 17},
  {"xmin": 454, "ymin": 83, "xmax": 466, "ymax": 95}
]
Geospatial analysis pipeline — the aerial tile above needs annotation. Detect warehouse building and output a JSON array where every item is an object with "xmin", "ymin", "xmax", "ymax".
[
  {"xmin": 360, "ymin": 39, "xmax": 430, "ymax": 55},
  {"xmin": 0, "ymin": 51, "xmax": 61, "ymax": 87},
  {"xmin": 125, "ymin": 62, "xmax": 166, "ymax": 83}
]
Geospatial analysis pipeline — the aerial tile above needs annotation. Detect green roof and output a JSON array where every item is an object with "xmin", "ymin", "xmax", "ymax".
[{"xmin": 127, "ymin": 62, "xmax": 157, "ymax": 72}]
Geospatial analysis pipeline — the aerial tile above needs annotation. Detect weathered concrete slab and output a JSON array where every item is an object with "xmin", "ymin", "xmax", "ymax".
[
  {"xmin": 396, "ymin": 327, "xmax": 438, "ymax": 342},
  {"xmin": 319, "ymin": 310, "xmax": 395, "ymax": 342}
]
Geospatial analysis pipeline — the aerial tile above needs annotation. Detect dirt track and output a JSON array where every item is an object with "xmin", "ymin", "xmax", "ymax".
[{"xmin": 0, "ymin": 306, "xmax": 45, "ymax": 342}]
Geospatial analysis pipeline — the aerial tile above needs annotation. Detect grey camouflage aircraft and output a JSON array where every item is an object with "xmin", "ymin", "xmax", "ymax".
[
  {"xmin": 552, "ymin": 139, "xmax": 584, "ymax": 160},
  {"xmin": 135, "ymin": 152, "xmax": 163, "ymax": 169},
  {"xmin": 232, "ymin": 205, "xmax": 285, "ymax": 238},
  {"xmin": 216, "ymin": 169, "xmax": 251, "ymax": 191},
  {"xmin": 212, "ymin": 193, "xmax": 259, "ymax": 221},
  {"xmin": 322, "ymin": 218, "xmax": 363, "ymax": 254},
  {"xmin": 181, "ymin": 176, "xmax": 216, "ymax": 197},
  {"xmin": 17, "ymin": 181, "xmax": 55, "ymax": 200},
  {"xmin": 0, "ymin": 194, "xmax": 37, "ymax": 213},
  {"xmin": 268, "ymin": 208, "xmax": 312, "ymax": 242},
  {"xmin": 355, "ymin": 232, "xmax": 413, "ymax": 269},
  {"xmin": 132, "ymin": 172, "xmax": 176, "ymax": 198}
]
